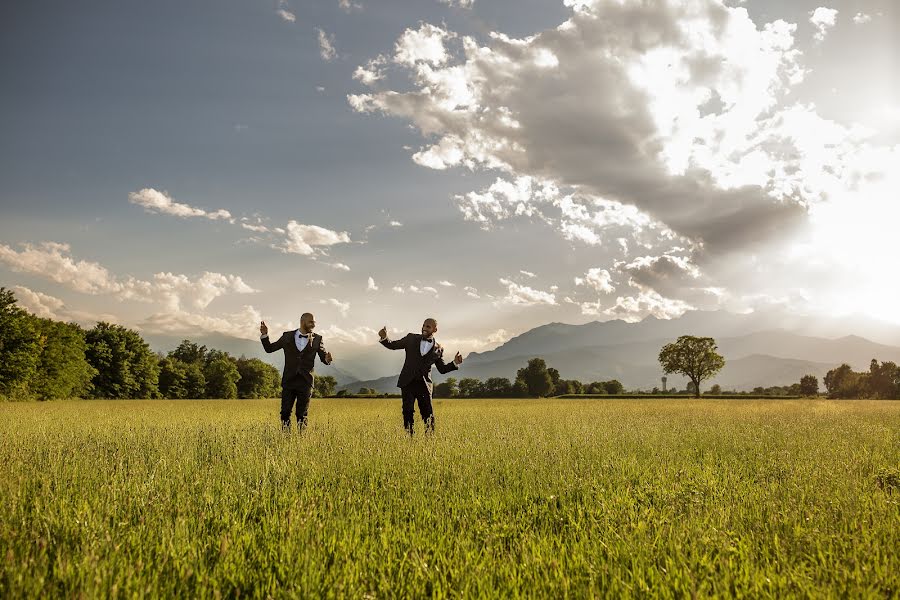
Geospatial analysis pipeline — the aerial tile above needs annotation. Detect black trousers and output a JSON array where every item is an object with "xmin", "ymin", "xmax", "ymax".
[
  {"xmin": 280, "ymin": 384, "xmax": 313, "ymax": 429},
  {"xmin": 401, "ymin": 379, "xmax": 434, "ymax": 434}
]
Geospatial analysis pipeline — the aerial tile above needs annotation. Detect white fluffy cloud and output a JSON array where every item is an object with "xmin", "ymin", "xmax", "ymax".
[
  {"xmin": 366, "ymin": 276, "xmax": 378, "ymax": 291},
  {"xmin": 575, "ymin": 268, "xmax": 615, "ymax": 294},
  {"xmin": 1, "ymin": 242, "xmax": 263, "ymax": 339},
  {"xmin": 809, "ymin": 7, "xmax": 838, "ymax": 42},
  {"xmin": 321, "ymin": 298, "xmax": 350, "ymax": 316},
  {"xmin": 280, "ymin": 221, "xmax": 351, "ymax": 255},
  {"xmin": 276, "ymin": 0, "xmax": 296, "ymax": 22},
  {"xmin": 129, "ymin": 188, "xmax": 233, "ymax": 222},
  {"xmin": 497, "ymin": 278, "xmax": 556, "ymax": 306},
  {"xmin": 350, "ymin": 0, "xmax": 899, "ymax": 323},
  {"xmin": 338, "ymin": 0, "xmax": 362, "ymax": 13},
  {"xmin": 317, "ymin": 28, "xmax": 337, "ymax": 61},
  {"xmin": 852, "ymin": 12, "xmax": 871, "ymax": 25}
]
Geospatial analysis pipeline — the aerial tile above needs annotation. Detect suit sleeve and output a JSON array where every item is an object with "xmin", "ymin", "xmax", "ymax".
[
  {"xmin": 317, "ymin": 336, "xmax": 331, "ymax": 365},
  {"xmin": 380, "ymin": 333, "xmax": 409, "ymax": 350},
  {"xmin": 261, "ymin": 332, "xmax": 286, "ymax": 353},
  {"xmin": 434, "ymin": 350, "xmax": 459, "ymax": 375}
]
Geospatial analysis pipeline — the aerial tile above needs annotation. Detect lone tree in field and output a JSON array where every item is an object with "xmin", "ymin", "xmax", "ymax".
[
  {"xmin": 658, "ymin": 336, "xmax": 725, "ymax": 399},
  {"xmin": 799, "ymin": 374, "xmax": 819, "ymax": 397}
]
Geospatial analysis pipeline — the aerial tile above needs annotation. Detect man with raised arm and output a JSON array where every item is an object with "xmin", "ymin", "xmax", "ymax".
[
  {"xmin": 260, "ymin": 313, "xmax": 333, "ymax": 430},
  {"xmin": 378, "ymin": 318, "xmax": 463, "ymax": 435}
]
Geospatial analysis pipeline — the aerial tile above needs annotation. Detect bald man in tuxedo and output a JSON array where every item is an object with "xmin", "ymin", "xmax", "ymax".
[
  {"xmin": 260, "ymin": 312, "xmax": 333, "ymax": 430},
  {"xmin": 378, "ymin": 318, "xmax": 463, "ymax": 435}
]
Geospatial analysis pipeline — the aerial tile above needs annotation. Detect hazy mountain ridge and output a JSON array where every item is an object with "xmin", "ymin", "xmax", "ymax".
[{"xmin": 337, "ymin": 310, "xmax": 900, "ymax": 393}]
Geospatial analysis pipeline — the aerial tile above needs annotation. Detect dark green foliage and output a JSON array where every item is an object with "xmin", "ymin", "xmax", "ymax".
[
  {"xmin": 204, "ymin": 357, "xmax": 239, "ymax": 399},
  {"xmin": 517, "ymin": 358, "xmax": 553, "ymax": 397},
  {"xmin": 28, "ymin": 318, "xmax": 95, "ymax": 400},
  {"xmin": 235, "ymin": 357, "xmax": 279, "ymax": 399},
  {"xmin": 799, "ymin": 375, "xmax": 819, "ymax": 397},
  {"xmin": 312, "ymin": 375, "xmax": 337, "ymax": 398},
  {"xmin": 85, "ymin": 322, "xmax": 159, "ymax": 399},
  {"xmin": 0, "ymin": 288, "xmax": 41, "ymax": 399},
  {"xmin": 433, "ymin": 377, "xmax": 458, "ymax": 398},
  {"xmin": 658, "ymin": 336, "xmax": 726, "ymax": 398}
]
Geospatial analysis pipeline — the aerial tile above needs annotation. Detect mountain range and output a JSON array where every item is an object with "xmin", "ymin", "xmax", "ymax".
[{"xmin": 333, "ymin": 310, "xmax": 900, "ymax": 393}]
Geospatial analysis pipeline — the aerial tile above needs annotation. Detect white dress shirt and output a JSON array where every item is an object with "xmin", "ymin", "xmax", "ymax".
[{"xmin": 420, "ymin": 337, "xmax": 434, "ymax": 356}]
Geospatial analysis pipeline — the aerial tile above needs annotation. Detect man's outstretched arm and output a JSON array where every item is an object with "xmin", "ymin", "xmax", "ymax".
[
  {"xmin": 435, "ymin": 349, "xmax": 464, "ymax": 374},
  {"xmin": 317, "ymin": 337, "xmax": 333, "ymax": 365},
  {"xmin": 378, "ymin": 326, "xmax": 408, "ymax": 350},
  {"xmin": 260, "ymin": 321, "xmax": 285, "ymax": 353}
]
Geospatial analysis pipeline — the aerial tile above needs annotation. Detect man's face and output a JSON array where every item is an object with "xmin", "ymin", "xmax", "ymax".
[
  {"xmin": 421, "ymin": 320, "xmax": 437, "ymax": 338},
  {"xmin": 301, "ymin": 314, "xmax": 316, "ymax": 332}
]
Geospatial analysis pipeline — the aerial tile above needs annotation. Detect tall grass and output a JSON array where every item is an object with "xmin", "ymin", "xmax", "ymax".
[{"xmin": 1, "ymin": 399, "xmax": 897, "ymax": 597}]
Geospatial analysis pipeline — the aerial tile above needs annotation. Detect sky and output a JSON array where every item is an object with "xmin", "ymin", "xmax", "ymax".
[{"xmin": 1, "ymin": 0, "xmax": 898, "ymax": 360}]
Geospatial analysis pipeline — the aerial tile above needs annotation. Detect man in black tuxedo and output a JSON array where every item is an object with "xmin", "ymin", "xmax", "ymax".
[
  {"xmin": 378, "ymin": 318, "xmax": 463, "ymax": 435},
  {"xmin": 260, "ymin": 312, "xmax": 333, "ymax": 430}
]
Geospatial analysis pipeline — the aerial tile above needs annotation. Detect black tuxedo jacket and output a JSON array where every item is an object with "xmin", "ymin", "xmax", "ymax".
[
  {"xmin": 262, "ymin": 330, "xmax": 330, "ymax": 389},
  {"xmin": 380, "ymin": 333, "xmax": 458, "ymax": 391}
]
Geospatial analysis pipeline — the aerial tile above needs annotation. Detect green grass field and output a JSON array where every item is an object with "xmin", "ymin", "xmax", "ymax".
[{"xmin": 1, "ymin": 399, "xmax": 898, "ymax": 598}]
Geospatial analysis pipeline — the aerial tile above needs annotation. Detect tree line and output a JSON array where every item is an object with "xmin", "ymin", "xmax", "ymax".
[
  {"xmin": 823, "ymin": 360, "xmax": 900, "ymax": 399},
  {"xmin": 0, "ymin": 287, "xmax": 337, "ymax": 401},
  {"xmin": 431, "ymin": 357, "xmax": 626, "ymax": 398}
]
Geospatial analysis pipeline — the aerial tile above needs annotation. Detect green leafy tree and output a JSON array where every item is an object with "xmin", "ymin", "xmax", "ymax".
[
  {"xmin": 433, "ymin": 377, "xmax": 458, "ymax": 398},
  {"xmin": 483, "ymin": 377, "xmax": 513, "ymax": 397},
  {"xmin": 157, "ymin": 357, "xmax": 188, "ymax": 399},
  {"xmin": 799, "ymin": 375, "xmax": 819, "ymax": 397},
  {"xmin": 458, "ymin": 377, "xmax": 483, "ymax": 398},
  {"xmin": 204, "ymin": 357, "xmax": 239, "ymax": 399},
  {"xmin": 516, "ymin": 358, "xmax": 553, "ymax": 397},
  {"xmin": 85, "ymin": 322, "xmax": 159, "ymax": 399},
  {"xmin": 28, "ymin": 318, "xmax": 96, "ymax": 400},
  {"xmin": 235, "ymin": 357, "xmax": 280, "ymax": 399},
  {"xmin": 709, "ymin": 384, "xmax": 722, "ymax": 395},
  {"xmin": 513, "ymin": 377, "xmax": 529, "ymax": 397},
  {"xmin": 0, "ymin": 288, "xmax": 41, "ymax": 399},
  {"xmin": 169, "ymin": 340, "xmax": 207, "ymax": 365},
  {"xmin": 865, "ymin": 360, "xmax": 900, "ymax": 399},
  {"xmin": 824, "ymin": 364, "xmax": 862, "ymax": 399},
  {"xmin": 658, "ymin": 336, "xmax": 726, "ymax": 398},
  {"xmin": 313, "ymin": 375, "xmax": 337, "ymax": 398},
  {"xmin": 602, "ymin": 379, "xmax": 624, "ymax": 395},
  {"xmin": 184, "ymin": 363, "xmax": 206, "ymax": 398}
]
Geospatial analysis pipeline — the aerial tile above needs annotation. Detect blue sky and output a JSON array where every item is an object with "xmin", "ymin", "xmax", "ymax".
[{"xmin": 1, "ymin": 0, "xmax": 898, "ymax": 361}]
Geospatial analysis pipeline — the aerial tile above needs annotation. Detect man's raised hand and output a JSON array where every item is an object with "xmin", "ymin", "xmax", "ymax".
[
  {"xmin": 325, "ymin": 351, "xmax": 334, "ymax": 364},
  {"xmin": 454, "ymin": 351, "xmax": 463, "ymax": 365},
  {"xmin": 260, "ymin": 321, "xmax": 268, "ymax": 336},
  {"xmin": 378, "ymin": 326, "xmax": 387, "ymax": 340}
]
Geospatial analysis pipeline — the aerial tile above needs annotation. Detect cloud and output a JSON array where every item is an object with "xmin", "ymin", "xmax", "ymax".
[
  {"xmin": 367, "ymin": 276, "xmax": 378, "ymax": 291},
  {"xmin": 497, "ymin": 278, "xmax": 556, "ymax": 306},
  {"xmin": 438, "ymin": 0, "xmax": 475, "ymax": 8},
  {"xmin": 438, "ymin": 280, "xmax": 455, "ymax": 287},
  {"xmin": 391, "ymin": 284, "xmax": 440, "ymax": 296},
  {"xmin": 128, "ymin": 188, "xmax": 233, "ymax": 222},
  {"xmin": 0, "ymin": 242, "xmax": 256, "ymax": 310},
  {"xmin": 321, "ymin": 298, "xmax": 350, "ymax": 316},
  {"xmin": 575, "ymin": 268, "xmax": 615, "ymax": 294},
  {"xmin": 338, "ymin": 0, "xmax": 363, "ymax": 13},
  {"xmin": 463, "ymin": 286, "xmax": 480, "ymax": 298},
  {"xmin": 602, "ymin": 289, "xmax": 693, "ymax": 322},
  {"xmin": 349, "ymin": 1, "xmax": 815, "ymax": 259},
  {"xmin": 1, "ymin": 243, "xmax": 263, "ymax": 339},
  {"xmin": 317, "ymin": 28, "xmax": 337, "ymax": 61},
  {"xmin": 280, "ymin": 221, "xmax": 351, "ymax": 255},
  {"xmin": 519, "ymin": 270, "xmax": 536, "ymax": 278},
  {"xmin": 353, "ymin": 55, "xmax": 388, "ymax": 86},
  {"xmin": 311, "ymin": 279, "xmax": 328, "ymax": 286},
  {"xmin": 12, "ymin": 285, "xmax": 119, "ymax": 324},
  {"xmin": 276, "ymin": 0, "xmax": 296, "ymax": 22},
  {"xmin": 329, "ymin": 262, "xmax": 351, "ymax": 271},
  {"xmin": 809, "ymin": 7, "xmax": 838, "ymax": 41},
  {"xmin": 442, "ymin": 329, "xmax": 510, "ymax": 354},
  {"xmin": 394, "ymin": 23, "xmax": 454, "ymax": 67},
  {"xmin": 852, "ymin": 12, "xmax": 871, "ymax": 25},
  {"xmin": 389, "ymin": 220, "xmax": 403, "ymax": 227}
]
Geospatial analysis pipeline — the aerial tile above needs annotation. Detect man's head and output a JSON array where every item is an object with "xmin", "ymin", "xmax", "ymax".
[
  {"xmin": 421, "ymin": 318, "xmax": 438, "ymax": 339},
  {"xmin": 300, "ymin": 312, "xmax": 316, "ymax": 333}
]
